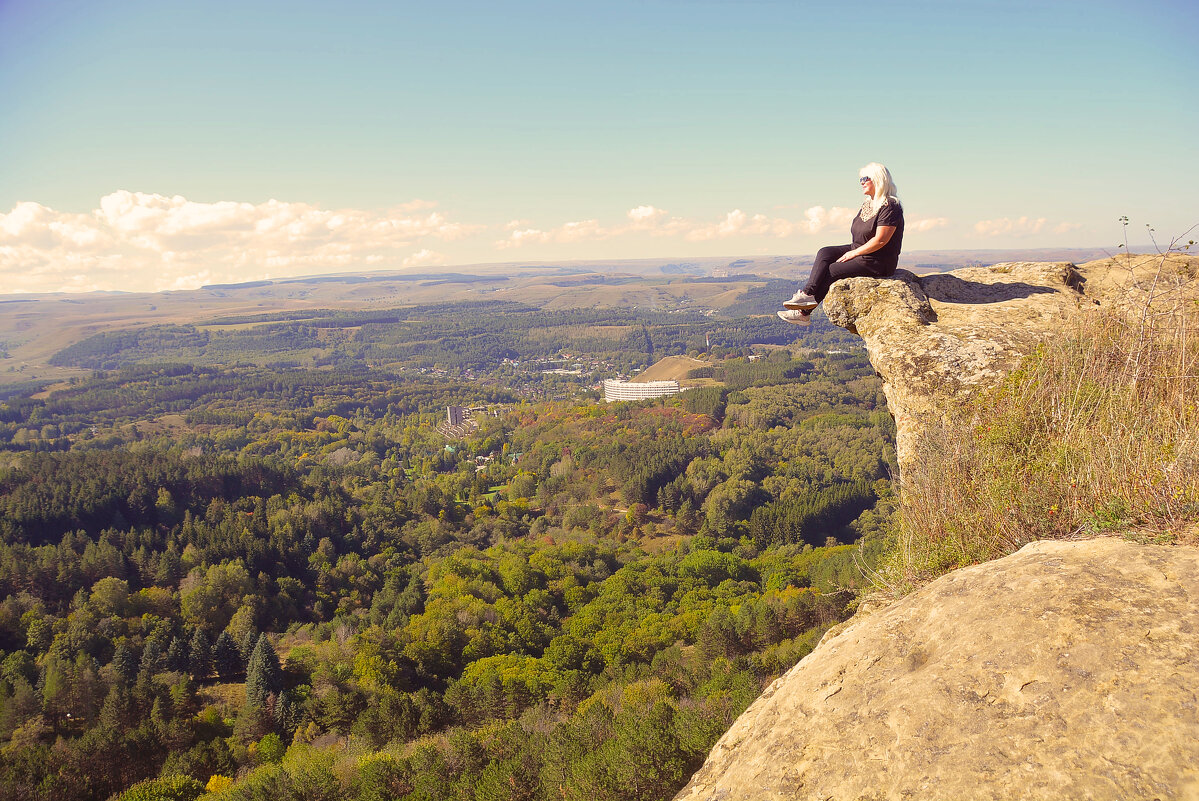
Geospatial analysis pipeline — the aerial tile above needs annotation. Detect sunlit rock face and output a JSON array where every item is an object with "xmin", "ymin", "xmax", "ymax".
[
  {"xmin": 674, "ymin": 538, "xmax": 1199, "ymax": 801},
  {"xmin": 819, "ymin": 254, "xmax": 1197, "ymax": 473}
]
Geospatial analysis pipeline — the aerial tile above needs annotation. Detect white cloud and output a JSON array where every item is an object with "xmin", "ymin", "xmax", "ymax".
[
  {"xmin": 684, "ymin": 206, "xmax": 858, "ymax": 241},
  {"xmin": 556, "ymin": 219, "xmax": 608, "ymax": 243},
  {"xmin": 496, "ymin": 228, "xmax": 551, "ymax": 249},
  {"xmin": 909, "ymin": 216, "xmax": 950, "ymax": 233},
  {"xmin": 495, "ymin": 219, "xmax": 613, "ymax": 249},
  {"xmin": 395, "ymin": 199, "xmax": 439, "ymax": 213},
  {"xmin": 974, "ymin": 216, "xmax": 1048, "ymax": 237},
  {"xmin": 623, "ymin": 205, "xmax": 692, "ymax": 237},
  {"xmin": 627, "ymin": 205, "xmax": 667, "ymax": 226},
  {"xmin": 402, "ymin": 249, "xmax": 447, "ymax": 267},
  {"xmin": 799, "ymin": 206, "xmax": 857, "ymax": 235},
  {"xmin": 0, "ymin": 192, "xmax": 484, "ymax": 293},
  {"xmin": 495, "ymin": 203, "xmax": 872, "ymax": 249},
  {"xmin": 687, "ymin": 209, "xmax": 756, "ymax": 241},
  {"xmin": 1053, "ymin": 221, "xmax": 1082, "ymax": 234}
]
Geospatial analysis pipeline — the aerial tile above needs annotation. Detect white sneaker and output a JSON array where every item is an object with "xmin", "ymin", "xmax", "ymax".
[
  {"xmin": 777, "ymin": 309, "xmax": 811, "ymax": 326},
  {"xmin": 783, "ymin": 291, "xmax": 819, "ymax": 311}
]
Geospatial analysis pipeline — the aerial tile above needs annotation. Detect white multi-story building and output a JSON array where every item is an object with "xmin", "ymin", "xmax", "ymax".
[{"xmin": 602, "ymin": 379, "xmax": 683, "ymax": 403}]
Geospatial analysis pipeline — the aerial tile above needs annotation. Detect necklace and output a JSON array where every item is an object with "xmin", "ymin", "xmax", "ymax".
[{"xmin": 859, "ymin": 198, "xmax": 881, "ymax": 221}]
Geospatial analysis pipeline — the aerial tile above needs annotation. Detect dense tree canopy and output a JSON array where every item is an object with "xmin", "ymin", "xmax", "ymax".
[{"xmin": 0, "ymin": 306, "xmax": 894, "ymax": 801}]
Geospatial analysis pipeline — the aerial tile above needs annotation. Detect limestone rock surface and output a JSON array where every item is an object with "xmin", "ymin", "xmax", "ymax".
[
  {"xmin": 674, "ymin": 538, "xmax": 1199, "ymax": 801},
  {"xmin": 820, "ymin": 253, "xmax": 1198, "ymax": 471}
]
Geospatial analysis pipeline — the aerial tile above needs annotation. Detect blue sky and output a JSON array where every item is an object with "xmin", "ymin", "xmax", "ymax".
[{"xmin": 1, "ymin": 0, "xmax": 1195, "ymax": 292}]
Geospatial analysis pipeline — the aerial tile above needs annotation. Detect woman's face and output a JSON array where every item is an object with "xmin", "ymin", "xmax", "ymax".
[{"xmin": 860, "ymin": 175, "xmax": 874, "ymax": 197}]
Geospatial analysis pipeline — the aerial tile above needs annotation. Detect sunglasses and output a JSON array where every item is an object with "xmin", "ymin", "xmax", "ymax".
[{"xmin": 859, "ymin": 177, "xmax": 873, "ymax": 184}]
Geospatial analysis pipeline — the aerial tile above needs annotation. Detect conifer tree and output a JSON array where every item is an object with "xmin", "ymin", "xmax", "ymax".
[
  {"xmin": 238, "ymin": 629, "xmax": 257, "ymax": 664},
  {"xmin": 244, "ymin": 634, "xmax": 282, "ymax": 711},
  {"xmin": 188, "ymin": 629, "xmax": 212, "ymax": 681},
  {"xmin": 39, "ymin": 655, "xmax": 71, "ymax": 731},
  {"xmin": 98, "ymin": 684, "xmax": 133, "ymax": 730},
  {"xmin": 110, "ymin": 642, "xmax": 138, "ymax": 686},
  {"xmin": 277, "ymin": 689, "xmax": 301, "ymax": 737},
  {"xmin": 138, "ymin": 640, "xmax": 164, "ymax": 675},
  {"xmin": 213, "ymin": 632, "xmax": 241, "ymax": 680},
  {"xmin": 150, "ymin": 696, "xmax": 169, "ymax": 736},
  {"xmin": 165, "ymin": 636, "xmax": 189, "ymax": 673}
]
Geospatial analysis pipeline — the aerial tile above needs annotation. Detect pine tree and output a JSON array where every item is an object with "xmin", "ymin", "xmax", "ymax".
[
  {"xmin": 139, "ymin": 640, "xmax": 164, "ymax": 675},
  {"xmin": 213, "ymin": 631, "xmax": 242, "ymax": 681},
  {"xmin": 239, "ymin": 629, "xmax": 257, "ymax": 664},
  {"xmin": 110, "ymin": 642, "xmax": 138, "ymax": 686},
  {"xmin": 244, "ymin": 634, "xmax": 282, "ymax": 711},
  {"xmin": 39, "ymin": 655, "xmax": 71, "ymax": 732},
  {"xmin": 277, "ymin": 689, "xmax": 301, "ymax": 737},
  {"xmin": 98, "ymin": 684, "xmax": 133, "ymax": 729},
  {"xmin": 165, "ymin": 636, "xmax": 189, "ymax": 673},
  {"xmin": 150, "ymin": 696, "xmax": 169, "ymax": 736},
  {"xmin": 189, "ymin": 629, "xmax": 212, "ymax": 681}
]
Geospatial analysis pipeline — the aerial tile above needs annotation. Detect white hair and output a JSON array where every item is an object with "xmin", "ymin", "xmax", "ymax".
[{"xmin": 859, "ymin": 163, "xmax": 899, "ymax": 206}]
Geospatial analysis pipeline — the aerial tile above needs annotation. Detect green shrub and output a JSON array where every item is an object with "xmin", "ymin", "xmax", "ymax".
[{"xmin": 114, "ymin": 775, "xmax": 205, "ymax": 801}]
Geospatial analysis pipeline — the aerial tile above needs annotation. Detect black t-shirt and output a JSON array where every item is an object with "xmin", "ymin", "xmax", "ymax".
[{"xmin": 849, "ymin": 200, "xmax": 904, "ymax": 273}]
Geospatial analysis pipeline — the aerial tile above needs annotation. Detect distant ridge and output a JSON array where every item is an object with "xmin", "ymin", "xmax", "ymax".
[
  {"xmin": 201, "ymin": 280, "xmax": 274, "ymax": 290},
  {"xmin": 201, "ymin": 272, "xmax": 507, "ymax": 290}
]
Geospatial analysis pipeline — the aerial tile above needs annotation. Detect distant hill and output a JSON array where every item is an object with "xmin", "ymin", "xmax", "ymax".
[{"xmin": 630, "ymin": 355, "xmax": 715, "ymax": 384}]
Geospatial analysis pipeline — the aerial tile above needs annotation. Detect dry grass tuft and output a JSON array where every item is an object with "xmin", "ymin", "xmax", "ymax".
[{"xmin": 881, "ymin": 249, "xmax": 1199, "ymax": 591}]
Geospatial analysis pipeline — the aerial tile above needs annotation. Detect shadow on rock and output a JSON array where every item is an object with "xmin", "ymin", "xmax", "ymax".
[{"xmin": 919, "ymin": 273, "xmax": 1062, "ymax": 304}]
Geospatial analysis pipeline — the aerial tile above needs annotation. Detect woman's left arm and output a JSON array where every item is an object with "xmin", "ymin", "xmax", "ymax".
[{"xmin": 836, "ymin": 226, "xmax": 896, "ymax": 262}]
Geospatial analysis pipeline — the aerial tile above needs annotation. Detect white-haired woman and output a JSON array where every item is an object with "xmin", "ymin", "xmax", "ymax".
[{"xmin": 778, "ymin": 163, "xmax": 904, "ymax": 326}]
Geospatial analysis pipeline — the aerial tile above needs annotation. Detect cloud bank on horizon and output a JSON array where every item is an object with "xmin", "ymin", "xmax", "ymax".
[
  {"xmin": 0, "ymin": 192, "xmax": 470, "ymax": 293},
  {"xmin": 0, "ymin": 192, "xmax": 1009, "ymax": 294}
]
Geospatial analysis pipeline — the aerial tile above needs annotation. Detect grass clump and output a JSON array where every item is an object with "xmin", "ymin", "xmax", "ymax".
[{"xmin": 887, "ymin": 254, "xmax": 1199, "ymax": 589}]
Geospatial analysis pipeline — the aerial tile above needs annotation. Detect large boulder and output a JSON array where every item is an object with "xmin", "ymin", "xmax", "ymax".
[{"xmin": 674, "ymin": 538, "xmax": 1199, "ymax": 801}]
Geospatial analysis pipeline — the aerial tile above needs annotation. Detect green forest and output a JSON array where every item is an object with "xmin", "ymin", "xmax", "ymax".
[{"xmin": 0, "ymin": 298, "xmax": 895, "ymax": 801}]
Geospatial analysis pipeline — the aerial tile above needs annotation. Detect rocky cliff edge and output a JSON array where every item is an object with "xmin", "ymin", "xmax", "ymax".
[
  {"xmin": 674, "ymin": 254, "xmax": 1199, "ymax": 801},
  {"xmin": 820, "ymin": 253, "xmax": 1198, "ymax": 472}
]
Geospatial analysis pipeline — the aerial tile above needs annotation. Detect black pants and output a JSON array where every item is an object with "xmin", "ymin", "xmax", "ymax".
[{"xmin": 802, "ymin": 245, "xmax": 895, "ymax": 302}]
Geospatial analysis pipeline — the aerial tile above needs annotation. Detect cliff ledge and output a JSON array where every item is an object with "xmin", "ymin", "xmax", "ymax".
[
  {"xmin": 675, "ymin": 254, "xmax": 1199, "ymax": 800},
  {"xmin": 819, "ymin": 253, "xmax": 1197, "ymax": 471}
]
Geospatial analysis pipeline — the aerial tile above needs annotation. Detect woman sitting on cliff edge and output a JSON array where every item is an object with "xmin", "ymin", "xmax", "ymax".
[{"xmin": 778, "ymin": 162, "xmax": 904, "ymax": 325}]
